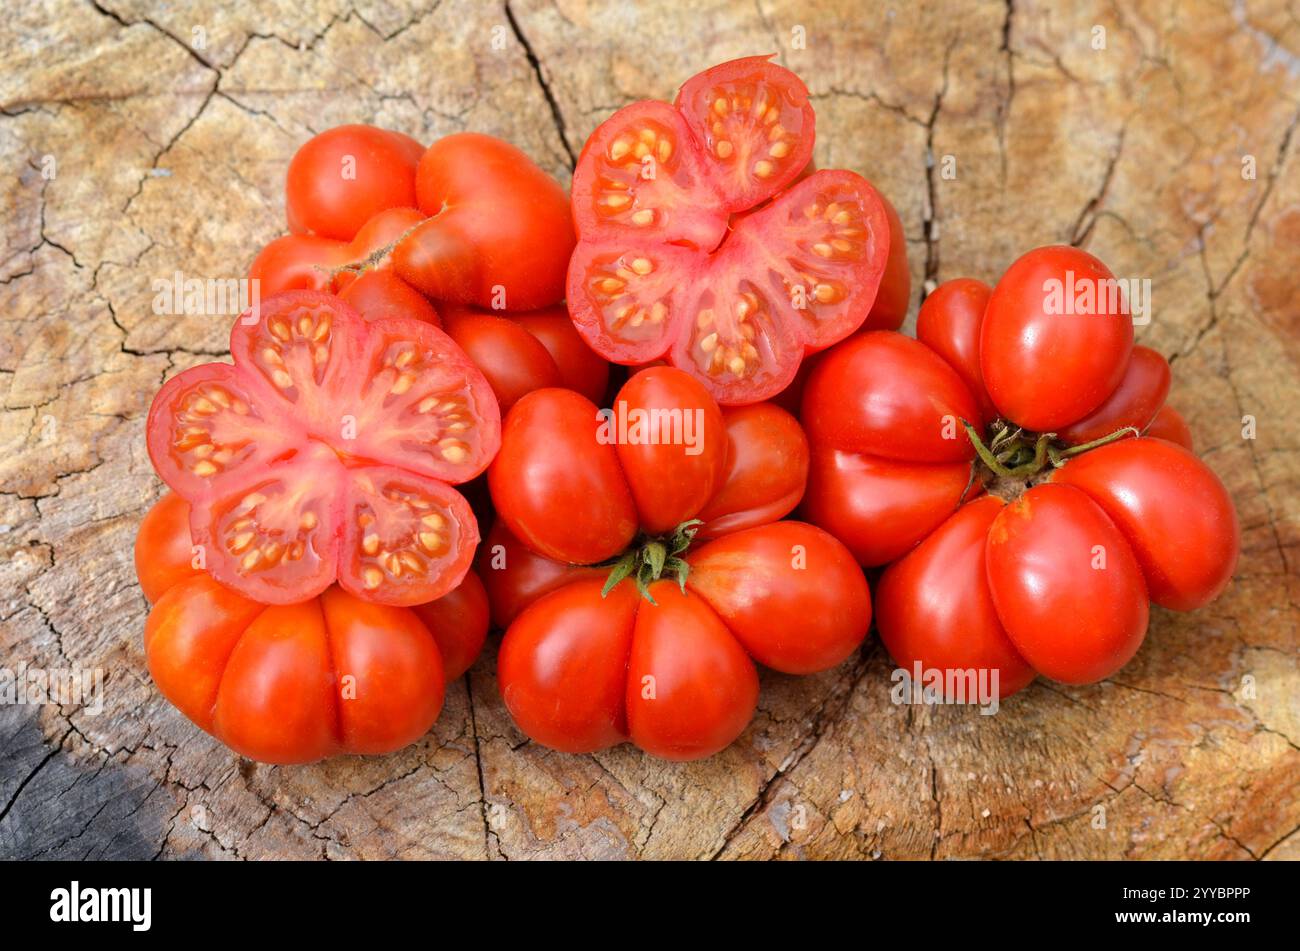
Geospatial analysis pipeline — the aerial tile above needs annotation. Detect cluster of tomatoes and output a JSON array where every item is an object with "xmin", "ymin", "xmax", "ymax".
[{"xmin": 136, "ymin": 57, "xmax": 1238, "ymax": 766}]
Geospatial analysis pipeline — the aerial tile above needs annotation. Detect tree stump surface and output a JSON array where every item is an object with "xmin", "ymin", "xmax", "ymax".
[{"xmin": 1, "ymin": 0, "xmax": 1297, "ymax": 860}]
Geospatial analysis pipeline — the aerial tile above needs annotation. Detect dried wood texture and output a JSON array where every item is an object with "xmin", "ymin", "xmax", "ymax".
[{"xmin": 1, "ymin": 0, "xmax": 1296, "ymax": 860}]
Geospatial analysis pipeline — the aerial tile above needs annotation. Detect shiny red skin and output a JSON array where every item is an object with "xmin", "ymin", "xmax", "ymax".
[
  {"xmin": 392, "ymin": 133, "xmax": 575, "ymax": 310},
  {"xmin": 340, "ymin": 269, "xmax": 441, "ymax": 326},
  {"xmin": 876, "ymin": 496, "xmax": 1035, "ymax": 699},
  {"xmin": 612, "ymin": 368, "xmax": 727, "ymax": 534},
  {"xmin": 510, "ymin": 306, "xmax": 611, "ymax": 405},
  {"xmin": 1051, "ymin": 438, "xmax": 1238, "ymax": 610},
  {"xmin": 916, "ymin": 277, "xmax": 997, "ymax": 421},
  {"xmin": 488, "ymin": 364, "xmax": 866, "ymax": 759},
  {"xmin": 495, "ymin": 520, "xmax": 869, "ymax": 760},
  {"xmin": 1144, "ymin": 404, "xmax": 1194, "ymax": 450},
  {"xmin": 285, "ymin": 125, "xmax": 424, "ymax": 240},
  {"xmin": 802, "ymin": 332, "xmax": 980, "ymax": 464},
  {"xmin": 251, "ymin": 206, "xmax": 425, "ymax": 296},
  {"xmin": 695, "ymin": 402, "xmax": 809, "ymax": 539},
  {"xmin": 802, "ymin": 252, "xmax": 1238, "ymax": 695},
  {"xmin": 981, "ymin": 246, "xmax": 1134, "ymax": 431},
  {"xmin": 860, "ymin": 192, "xmax": 911, "ymax": 331},
  {"xmin": 801, "ymin": 447, "xmax": 971, "ymax": 566},
  {"xmin": 686, "ymin": 521, "xmax": 871, "ymax": 674},
  {"xmin": 1057, "ymin": 345, "xmax": 1170, "ymax": 446},
  {"xmin": 478, "ymin": 518, "xmax": 603, "ymax": 629},
  {"xmin": 986, "ymin": 483, "xmax": 1149, "ymax": 684},
  {"xmin": 137, "ymin": 493, "xmax": 487, "ymax": 764},
  {"xmin": 489, "ymin": 387, "xmax": 640, "ymax": 564}
]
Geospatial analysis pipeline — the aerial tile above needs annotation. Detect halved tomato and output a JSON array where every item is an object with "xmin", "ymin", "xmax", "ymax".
[
  {"xmin": 145, "ymin": 291, "xmax": 499, "ymax": 606},
  {"xmin": 567, "ymin": 56, "xmax": 894, "ymax": 405}
]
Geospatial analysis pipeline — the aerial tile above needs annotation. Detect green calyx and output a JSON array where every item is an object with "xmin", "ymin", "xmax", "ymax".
[
  {"xmin": 596, "ymin": 519, "xmax": 702, "ymax": 604},
  {"xmin": 961, "ymin": 418, "xmax": 1139, "ymax": 499}
]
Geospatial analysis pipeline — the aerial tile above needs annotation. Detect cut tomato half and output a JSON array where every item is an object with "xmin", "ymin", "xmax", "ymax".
[
  {"xmin": 146, "ymin": 291, "xmax": 499, "ymax": 606},
  {"xmin": 567, "ymin": 56, "xmax": 890, "ymax": 405}
]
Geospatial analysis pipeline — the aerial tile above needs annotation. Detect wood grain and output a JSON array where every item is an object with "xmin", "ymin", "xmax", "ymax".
[{"xmin": 1, "ymin": 0, "xmax": 1296, "ymax": 860}]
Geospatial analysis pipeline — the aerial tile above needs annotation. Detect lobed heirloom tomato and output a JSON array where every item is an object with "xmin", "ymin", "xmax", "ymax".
[
  {"xmin": 252, "ymin": 126, "xmax": 575, "ymax": 313},
  {"xmin": 136, "ymin": 493, "xmax": 487, "ymax": 764},
  {"xmin": 146, "ymin": 291, "xmax": 499, "ymax": 606},
  {"xmin": 440, "ymin": 303, "xmax": 610, "ymax": 413},
  {"xmin": 566, "ymin": 56, "xmax": 900, "ymax": 406},
  {"xmin": 801, "ymin": 246, "xmax": 1239, "ymax": 696},
  {"xmin": 485, "ymin": 366, "xmax": 870, "ymax": 760}
]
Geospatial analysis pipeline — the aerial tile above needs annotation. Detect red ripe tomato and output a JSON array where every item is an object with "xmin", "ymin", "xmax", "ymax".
[
  {"xmin": 1144, "ymin": 403, "xmax": 1194, "ymax": 450},
  {"xmin": 285, "ymin": 124, "xmax": 425, "ymax": 240},
  {"xmin": 695, "ymin": 402, "xmax": 809, "ymax": 538},
  {"xmin": 494, "ymin": 521, "xmax": 868, "ymax": 760},
  {"xmin": 984, "ymin": 483, "xmax": 1149, "ymax": 684},
  {"xmin": 391, "ymin": 133, "xmax": 576, "ymax": 310},
  {"xmin": 876, "ymin": 497, "xmax": 1035, "ymax": 699},
  {"xmin": 802, "ymin": 252, "xmax": 1239, "ymax": 695},
  {"xmin": 861, "ymin": 192, "xmax": 911, "ymax": 331},
  {"xmin": 566, "ymin": 56, "xmax": 896, "ymax": 405},
  {"xmin": 485, "ymin": 364, "xmax": 867, "ymax": 759},
  {"xmin": 250, "ymin": 206, "xmax": 425, "ymax": 296},
  {"xmin": 136, "ymin": 493, "xmax": 488, "ymax": 764},
  {"xmin": 441, "ymin": 304, "xmax": 609, "ymax": 413},
  {"xmin": 981, "ymin": 246, "xmax": 1134, "ymax": 431},
  {"xmin": 261, "ymin": 130, "xmax": 574, "ymax": 313},
  {"xmin": 916, "ymin": 277, "xmax": 997, "ymax": 421},
  {"xmin": 1050, "ymin": 438, "xmax": 1237, "ymax": 611},
  {"xmin": 339, "ymin": 269, "xmax": 441, "ymax": 326},
  {"xmin": 145, "ymin": 291, "xmax": 499, "ymax": 606}
]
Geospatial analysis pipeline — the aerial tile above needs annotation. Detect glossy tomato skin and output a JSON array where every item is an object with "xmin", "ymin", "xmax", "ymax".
[
  {"xmin": 495, "ymin": 519, "xmax": 866, "ymax": 760},
  {"xmin": 510, "ymin": 306, "xmax": 610, "ymax": 404},
  {"xmin": 801, "ymin": 447, "xmax": 971, "ymax": 566},
  {"xmin": 442, "ymin": 307, "xmax": 564, "ymax": 414},
  {"xmin": 916, "ymin": 277, "xmax": 997, "ymax": 421},
  {"xmin": 393, "ymin": 133, "xmax": 575, "ymax": 310},
  {"xmin": 685, "ymin": 521, "xmax": 870, "ymax": 674},
  {"xmin": 1051, "ymin": 438, "xmax": 1239, "ymax": 611},
  {"xmin": 1057, "ymin": 345, "xmax": 1170, "ymax": 446},
  {"xmin": 981, "ymin": 246, "xmax": 1133, "ymax": 431},
  {"xmin": 860, "ymin": 192, "xmax": 911, "ymax": 331},
  {"xmin": 1144, "ymin": 404, "xmax": 1194, "ymax": 450},
  {"xmin": 137, "ymin": 493, "xmax": 487, "ymax": 764},
  {"xmin": 137, "ymin": 490, "xmax": 203, "ymax": 603},
  {"xmin": 497, "ymin": 578, "xmax": 639, "ymax": 754},
  {"xmin": 802, "ymin": 332, "xmax": 980, "ymax": 463},
  {"xmin": 985, "ymin": 483, "xmax": 1149, "ymax": 684},
  {"xmin": 478, "ymin": 518, "xmax": 603, "ymax": 629},
  {"xmin": 625, "ymin": 581, "xmax": 759, "ymax": 761},
  {"xmin": 409, "ymin": 568, "xmax": 489, "ymax": 681},
  {"xmin": 339, "ymin": 269, "xmax": 441, "ymax": 326},
  {"xmin": 285, "ymin": 125, "xmax": 424, "ymax": 240},
  {"xmin": 875, "ymin": 496, "xmax": 1036, "ymax": 699},
  {"xmin": 695, "ymin": 402, "xmax": 809, "ymax": 539},
  {"xmin": 251, "ymin": 207, "xmax": 425, "ymax": 297},
  {"xmin": 612, "ymin": 367, "xmax": 726, "ymax": 533},
  {"xmin": 489, "ymin": 387, "xmax": 639, "ymax": 564}
]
